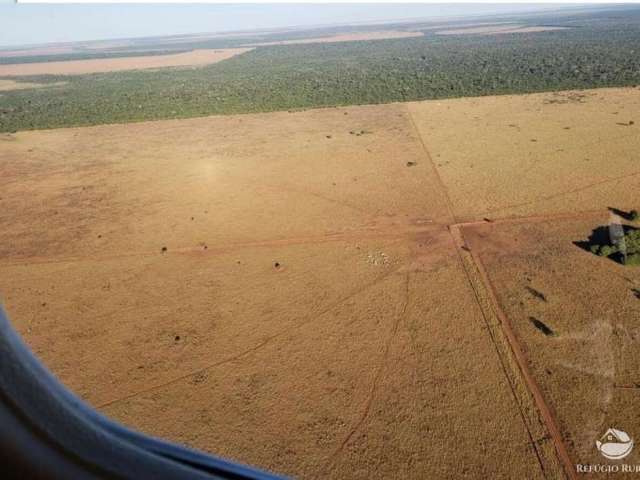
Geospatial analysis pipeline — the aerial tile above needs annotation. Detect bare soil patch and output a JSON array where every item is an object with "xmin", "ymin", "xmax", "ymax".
[{"xmin": 0, "ymin": 48, "xmax": 252, "ymax": 76}]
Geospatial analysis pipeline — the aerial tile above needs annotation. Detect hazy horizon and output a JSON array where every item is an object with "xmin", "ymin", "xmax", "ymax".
[{"xmin": 0, "ymin": 3, "xmax": 595, "ymax": 48}]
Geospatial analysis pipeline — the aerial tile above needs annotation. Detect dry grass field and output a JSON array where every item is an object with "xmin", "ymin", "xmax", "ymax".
[
  {"xmin": 1, "ymin": 87, "xmax": 639, "ymax": 478},
  {"xmin": 408, "ymin": 88, "xmax": 640, "ymax": 222},
  {"xmin": 0, "ymin": 48, "xmax": 252, "ymax": 76},
  {"xmin": 462, "ymin": 216, "xmax": 640, "ymax": 474}
]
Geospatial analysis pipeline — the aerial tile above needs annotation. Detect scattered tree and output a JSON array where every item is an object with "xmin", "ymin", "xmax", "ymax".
[{"xmin": 590, "ymin": 228, "xmax": 640, "ymax": 266}]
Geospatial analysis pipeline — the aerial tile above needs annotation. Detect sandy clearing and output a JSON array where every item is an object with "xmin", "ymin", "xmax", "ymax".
[
  {"xmin": 0, "ymin": 79, "xmax": 67, "ymax": 92},
  {"xmin": 408, "ymin": 87, "xmax": 640, "ymax": 222},
  {"xmin": 0, "ymin": 102, "xmax": 554, "ymax": 478},
  {"xmin": 245, "ymin": 30, "xmax": 423, "ymax": 46},
  {"xmin": 0, "ymin": 48, "xmax": 253, "ymax": 76},
  {"xmin": 436, "ymin": 24, "xmax": 570, "ymax": 35}
]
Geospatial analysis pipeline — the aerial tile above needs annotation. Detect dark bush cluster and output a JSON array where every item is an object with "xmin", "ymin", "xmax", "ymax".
[{"xmin": 590, "ymin": 228, "xmax": 640, "ymax": 266}]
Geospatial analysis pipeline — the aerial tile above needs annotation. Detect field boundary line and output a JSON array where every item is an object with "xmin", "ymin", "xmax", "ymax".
[
  {"xmin": 0, "ymin": 225, "xmax": 433, "ymax": 268},
  {"xmin": 405, "ymin": 105, "xmax": 458, "ymax": 224},
  {"xmin": 480, "ymin": 169, "xmax": 640, "ymax": 217},
  {"xmin": 448, "ymin": 224, "xmax": 554, "ymax": 477},
  {"xmin": 455, "ymin": 223, "xmax": 577, "ymax": 480},
  {"xmin": 453, "ymin": 209, "xmax": 606, "ymax": 228},
  {"xmin": 407, "ymin": 104, "xmax": 568, "ymax": 478}
]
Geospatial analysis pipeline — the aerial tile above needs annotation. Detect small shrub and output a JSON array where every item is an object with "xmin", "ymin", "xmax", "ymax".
[
  {"xmin": 598, "ymin": 245, "xmax": 615, "ymax": 257},
  {"xmin": 625, "ymin": 254, "xmax": 640, "ymax": 266}
]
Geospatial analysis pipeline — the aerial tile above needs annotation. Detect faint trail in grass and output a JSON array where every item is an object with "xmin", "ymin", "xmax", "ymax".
[
  {"xmin": 323, "ymin": 272, "xmax": 411, "ymax": 474},
  {"xmin": 97, "ymin": 263, "xmax": 404, "ymax": 410},
  {"xmin": 481, "ymin": 169, "xmax": 640, "ymax": 217},
  {"xmin": 405, "ymin": 105, "xmax": 457, "ymax": 224}
]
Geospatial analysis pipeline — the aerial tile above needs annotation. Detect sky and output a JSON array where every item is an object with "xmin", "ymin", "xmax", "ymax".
[{"xmin": 0, "ymin": 3, "xmax": 590, "ymax": 48}]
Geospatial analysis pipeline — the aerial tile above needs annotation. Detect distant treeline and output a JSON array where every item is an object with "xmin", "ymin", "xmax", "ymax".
[
  {"xmin": 0, "ymin": 49, "xmax": 191, "ymax": 65},
  {"xmin": 1, "ymin": 8, "xmax": 640, "ymax": 132}
]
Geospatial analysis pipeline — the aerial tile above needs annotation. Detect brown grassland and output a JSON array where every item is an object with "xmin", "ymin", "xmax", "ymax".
[
  {"xmin": 0, "ymin": 48, "xmax": 253, "ymax": 76},
  {"xmin": 0, "ymin": 87, "xmax": 639, "ymax": 478}
]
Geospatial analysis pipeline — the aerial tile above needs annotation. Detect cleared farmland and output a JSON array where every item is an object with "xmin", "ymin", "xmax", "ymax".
[
  {"xmin": 408, "ymin": 87, "xmax": 640, "ymax": 222},
  {"xmin": 0, "ymin": 48, "xmax": 253, "ymax": 76},
  {"xmin": 1, "ymin": 87, "xmax": 639, "ymax": 478},
  {"xmin": 461, "ymin": 215, "xmax": 640, "ymax": 476}
]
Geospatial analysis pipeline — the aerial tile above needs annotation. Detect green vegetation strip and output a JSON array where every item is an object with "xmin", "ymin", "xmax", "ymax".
[{"xmin": 1, "ymin": 10, "xmax": 640, "ymax": 132}]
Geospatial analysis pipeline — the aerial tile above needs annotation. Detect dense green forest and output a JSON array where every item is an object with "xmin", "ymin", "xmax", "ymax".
[{"xmin": 1, "ymin": 8, "xmax": 640, "ymax": 132}]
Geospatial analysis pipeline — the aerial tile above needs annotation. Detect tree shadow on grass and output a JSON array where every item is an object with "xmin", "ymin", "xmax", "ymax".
[
  {"xmin": 574, "ymin": 224, "xmax": 639, "ymax": 265},
  {"xmin": 608, "ymin": 207, "xmax": 638, "ymax": 222}
]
